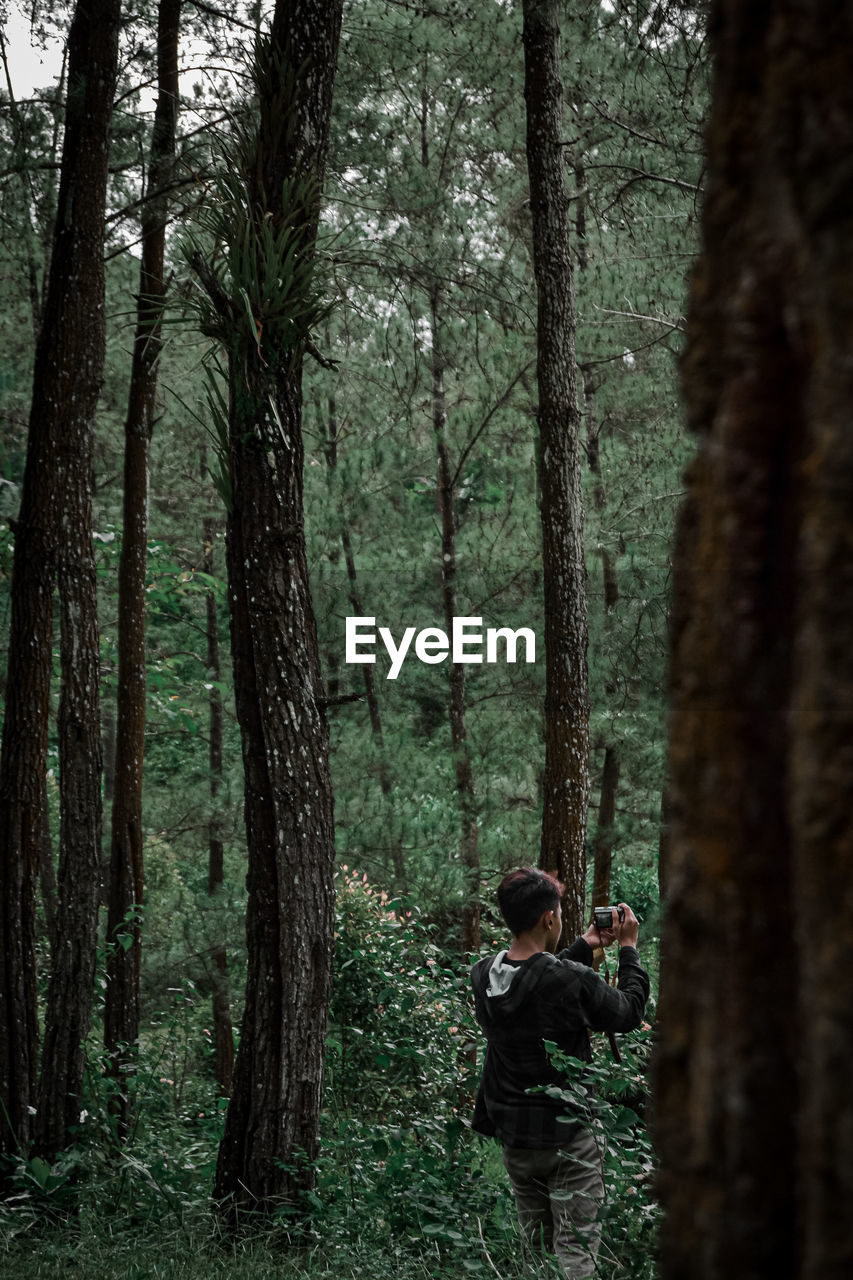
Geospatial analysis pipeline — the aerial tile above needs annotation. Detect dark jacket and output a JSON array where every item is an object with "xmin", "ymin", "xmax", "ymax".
[{"xmin": 470, "ymin": 939, "xmax": 650, "ymax": 1148}]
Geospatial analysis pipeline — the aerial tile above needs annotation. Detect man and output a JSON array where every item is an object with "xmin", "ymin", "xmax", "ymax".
[{"xmin": 471, "ymin": 867, "xmax": 650, "ymax": 1279}]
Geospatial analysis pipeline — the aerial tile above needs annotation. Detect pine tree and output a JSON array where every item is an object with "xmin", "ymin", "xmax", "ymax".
[
  {"xmin": 0, "ymin": 0, "xmax": 121, "ymax": 1167},
  {"xmin": 104, "ymin": 0, "xmax": 182, "ymax": 1137},
  {"xmin": 190, "ymin": 0, "xmax": 345, "ymax": 1216},
  {"xmin": 523, "ymin": 0, "xmax": 590, "ymax": 937}
]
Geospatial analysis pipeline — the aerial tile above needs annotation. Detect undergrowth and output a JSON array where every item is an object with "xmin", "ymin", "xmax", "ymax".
[{"xmin": 1, "ymin": 870, "xmax": 656, "ymax": 1279}]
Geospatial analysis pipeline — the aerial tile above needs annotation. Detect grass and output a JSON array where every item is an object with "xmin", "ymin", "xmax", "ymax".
[{"xmin": 0, "ymin": 1210, "xmax": 549, "ymax": 1280}]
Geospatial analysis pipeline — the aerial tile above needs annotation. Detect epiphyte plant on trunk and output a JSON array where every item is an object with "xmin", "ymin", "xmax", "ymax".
[{"xmin": 185, "ymin": 44, "xmax": 332, "ymax": 500}]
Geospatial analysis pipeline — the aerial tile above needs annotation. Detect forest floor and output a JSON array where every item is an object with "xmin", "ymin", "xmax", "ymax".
[{"xmin": 0, "ymin": 1223, "xmax": 546, "ymax": 1280}]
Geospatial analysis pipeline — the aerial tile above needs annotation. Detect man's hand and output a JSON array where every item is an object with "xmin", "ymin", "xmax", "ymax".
[
  {"xmin": 614, "ymin": 903, "xmax": 639, "ymax": 948},
  {"xmin": 582, "ymin": 920, "xmax": 617, "ymax": 950}
]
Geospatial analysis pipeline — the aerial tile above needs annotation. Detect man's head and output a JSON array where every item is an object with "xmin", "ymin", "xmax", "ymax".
[{"xmin": 497, "ymin": 867, "xmax": 564, "ymax": 944}]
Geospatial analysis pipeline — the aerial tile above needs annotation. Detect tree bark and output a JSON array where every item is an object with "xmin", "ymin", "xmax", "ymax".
[
  {"xmin": 211, "ymin": 0, "xmax": 344, "ymax": 1217},
  {"xmin": 522, "ymin": 0, "xmax": 590, "ymax": 940},
  {"xmin": 0, "ymin": 0, "xmax": 120, "ymax": 1168},
  {"xmin": 655, "ymin": 3, "xmax": 853, "ymax": 1277},
  {"xmin": 37, "ymin": 421, "xmax": 105, "ymax": 1159},
  {"xmin": 104, "ymin": 0, "xmax": 181, "ymax": 1135}
]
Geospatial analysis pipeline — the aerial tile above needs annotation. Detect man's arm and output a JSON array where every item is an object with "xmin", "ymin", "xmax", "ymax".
[
  {"xmin": 559, "ymin": 936, "xmax": 596, "ymax": 967},
  {"xmin": 567, "ymin": 905, "xmax": 649, "ymax": 1033},
  {"xmin": 577, "ymin": 946, "xmax": 650, "ymax": 1034}
]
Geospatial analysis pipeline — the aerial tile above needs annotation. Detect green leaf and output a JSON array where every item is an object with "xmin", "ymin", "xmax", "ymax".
[
  {"xmin": 612, "ymin": 1106, "xmax": 641, "ymax": 1132},
  {"xmin": 27, "ymin": 1156, "xmax": 52, "ymax": 1189}
]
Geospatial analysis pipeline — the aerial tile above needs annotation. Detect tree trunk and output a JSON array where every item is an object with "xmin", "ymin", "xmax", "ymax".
[
  {"xmin": 211, "ymin": 1, "xmax": 344, "ymax": 1218},
  {"xmin": 37, "ymin": 426, "xmax": 105, "ymax": 1159},
  {"xmin": 430, "ymin": 291, "xmax": 480, "ymax": 955},
  {"xmin": 522, "ymin": 0, "xmax": 590, "ymax": 940},
  {"xmin": 655, "ymin": 4, "xmax": 853, "ymax": 1277},
  {"xmin": 101, "ymin": 703, "xmax": 116, "ymax": 813},
  {"xmin": 323, "ymin": 394, "xmax": 407, "ymax": 893},
  {"xmin": 583, "ymin": 369, "xmax": 620, "ymax": 917},
  {"xmin": 0, "ymin": 0, "xmax": 120, "ymax": 1169},
  {"xmin": 104, "ymin": 0, "xmax": 181, "ymax": 1135},
  {"xmin": 591, "ymin": 745, "xmax": 620, "ymax": 912},
  {"xmin": 203, "ymin": 515, "xmax": 234, "ymax": 1098},
  {"xmin": 215, "ymin": 386, "xmax": 336, "ymax": 1213}
]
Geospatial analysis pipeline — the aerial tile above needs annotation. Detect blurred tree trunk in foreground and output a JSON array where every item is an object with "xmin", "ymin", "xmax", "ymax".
[
  {"xmin": 656, "ymin": 3, "xmax": 853, "ymax": 1278},
  {"xmin": 0, "ymin": 0, "xmax": 120, "ymax": 1169}
]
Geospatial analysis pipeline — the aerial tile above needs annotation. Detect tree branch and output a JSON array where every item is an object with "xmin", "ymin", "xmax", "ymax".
[
  {"xmin": 586, "ymin": 162, "xmax": 700, "ymax": 195},
  {"xmin": 184, "ymin": 0, "xmax": 260, "ymax": 31},
  {"xmin": 305, "ymin": 339, "xmax": 340, "ymax": 370},
  {"xmin": 451, "ymin": 359, "xmax": 535, "ymax": 490},
  {"xmin": 593, "ymin": 305, "xmax": 686, "ymax": 334}
]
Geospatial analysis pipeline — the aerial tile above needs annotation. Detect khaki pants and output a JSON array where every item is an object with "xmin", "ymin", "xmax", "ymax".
[{"xmin": 502, "ymin": 1127, "xmax": 605, "ymax": 1279}]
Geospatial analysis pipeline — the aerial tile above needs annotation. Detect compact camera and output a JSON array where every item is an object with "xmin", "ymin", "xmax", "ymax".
[{"xmin": 593, "ymin": 905, "xmax": 625, "ymax": 931}]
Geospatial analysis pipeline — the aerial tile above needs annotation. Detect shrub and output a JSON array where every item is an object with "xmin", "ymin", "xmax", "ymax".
[{"xmin": 544, "ymin": 1027, "xmax": 659, "ymax": 1280}]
